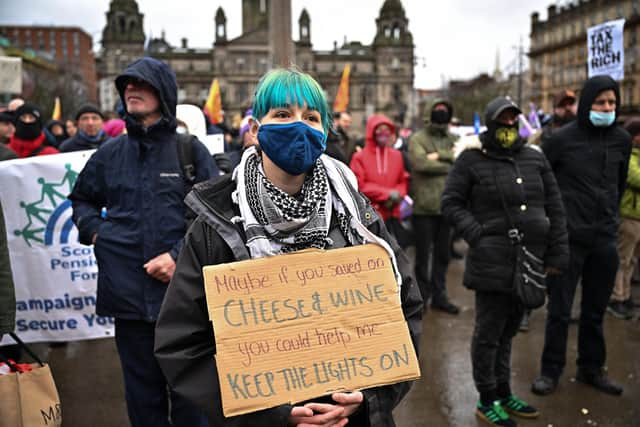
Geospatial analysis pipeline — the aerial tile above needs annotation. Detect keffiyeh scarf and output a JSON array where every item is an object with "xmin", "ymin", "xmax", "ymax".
[{"xmin": 232, "ymin": 146, "xmax": 403, "ymax": 290}]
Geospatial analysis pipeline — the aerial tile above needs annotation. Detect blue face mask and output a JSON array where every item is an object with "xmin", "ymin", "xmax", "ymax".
[
  {"xmin": 589, "ymin": 110, "xmax": 615, "ymax": 127},
  {"xmin": 257, "ymin": 121, "xmax": 326, "ymax": 175}
]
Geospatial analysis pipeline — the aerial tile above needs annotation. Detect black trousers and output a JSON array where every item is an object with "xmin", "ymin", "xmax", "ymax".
[
  {"xmin": 412, "ymin": 214, "xmax": 451, "ymax": 304},
  {"xmin": 540, "ymin": 241, "xmax": 618, "ymax": 379},
  {"xmin": 471, "ymin": 291, "xmax": 525, "ymax": 394},
  {"xmin": 114, "ymin": 319, "xmax": 208, "ymax": 427}
]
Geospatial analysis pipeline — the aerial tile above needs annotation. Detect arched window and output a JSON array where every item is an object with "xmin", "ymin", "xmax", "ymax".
[
  {"xmin": 217, "ymin": 24, "xmax": 225, "ymax": 38},
  {"xmin": 393, "ymin": 26, "xmax": 400, "ymax": 40},
  {"xmin": 384, "ymin": 26, "xmax": 391, "ymax": 38}
]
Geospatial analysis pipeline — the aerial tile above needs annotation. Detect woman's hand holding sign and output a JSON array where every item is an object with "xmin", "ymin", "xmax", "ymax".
[{"xmin": 289, "ymin": 391, "xmax": 363, "ymax": 427}]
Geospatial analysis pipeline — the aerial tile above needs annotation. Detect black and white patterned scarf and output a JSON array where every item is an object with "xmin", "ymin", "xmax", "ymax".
[
  {"xmin": 244, "ymin": 153, "xmax": 356, "ymax": 252},
  {"xmin": 232, "ymin": 146, "xmax": 403, "ymax": 291}
]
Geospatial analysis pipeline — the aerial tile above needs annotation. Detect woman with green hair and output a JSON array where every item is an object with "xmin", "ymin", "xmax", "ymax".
[{"xmin": 154, "ymin": 67, "xmax": 422, "ymax": 426}]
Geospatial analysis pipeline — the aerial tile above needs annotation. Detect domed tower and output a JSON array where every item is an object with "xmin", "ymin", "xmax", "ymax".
[
  {"xmin": 215, "ymin": 7, "xmax": 227, "ymax": 45},
  {"xmin": 372, "ymin": 0, "xmax": 414, "ymax": 125},
  {"xmin": 98, "ymin": 0, "xmax": 146, "ymax": 111},
  {"xmin": 298, "ymin": 9, "xmax": 311, "ymax": 46}
]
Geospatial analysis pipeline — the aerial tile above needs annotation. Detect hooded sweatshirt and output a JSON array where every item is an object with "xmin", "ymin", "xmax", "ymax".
[
  {"xmin": 69, "ymin": 57, "xmax": 217, "ymax": 320},
  {"xmin": 542, "ymin": 75, "xmax": 631, "ymax": 246},
  {"xmin": 408, "ymin": 99, "xmax": 457, "ymax": 215},
  {"xmin": 350, "ymin": 114, "xmax": 408, "ymax": 221}
]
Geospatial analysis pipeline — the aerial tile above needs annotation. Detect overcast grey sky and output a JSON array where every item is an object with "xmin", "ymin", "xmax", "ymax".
[{"xmin": 0, "ymin": 0, "xmax": 553, "ymax": 88}]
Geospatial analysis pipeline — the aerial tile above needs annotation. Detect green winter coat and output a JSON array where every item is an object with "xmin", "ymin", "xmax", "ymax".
[
  {"xmin": 620, "ymin": 146, "xmax": 640, "ymax": 220},
  {"xmin": 0, "ymin": 200, "xmax": 16, "ymax": 335},
  {"xmin": 408, "ymin": 102, "xmax": 458, "ymax": 215}
]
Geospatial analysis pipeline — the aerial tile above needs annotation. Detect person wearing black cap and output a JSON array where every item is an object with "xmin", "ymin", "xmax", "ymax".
[
  {"xmin": 59, "ymin": 104, "xmax": 108, "ymax": 152},
  {"xmin": 69, "ymin": 57, "xmax": 215, "ymax": 427},
  {"xmin": 532, "ymin": 75, "xmax": 631, "ymax": 397},
  {"xmin": 8, "ymin": 104, "xmax": 59, "ymax": 157},
  {"xmin": 0, "ymin": 110, "xmax": 15, "ymax": 145},
  {"xmin": 442, "ymin": 96, "xmax": 568, "ymax": 426}
]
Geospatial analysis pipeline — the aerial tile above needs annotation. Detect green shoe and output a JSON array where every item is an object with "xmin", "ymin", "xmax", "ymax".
[
  {"xmin": 500, "ymin": 395, "xmax": 540, "ymax": 419},
  {"xmin": 475, "ymin": 400, "xmax": 517, "ymax": 426}
]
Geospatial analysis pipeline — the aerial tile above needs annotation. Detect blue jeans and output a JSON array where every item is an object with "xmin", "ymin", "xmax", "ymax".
[{"xmin": 114, "ymin": 319, "xmax": 208, "ymax": 427}]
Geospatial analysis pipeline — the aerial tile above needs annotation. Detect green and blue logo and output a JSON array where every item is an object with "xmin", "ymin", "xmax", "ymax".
[{"xmin": 15, "ymin": 164, "xmax": 78, "ymax": 247}]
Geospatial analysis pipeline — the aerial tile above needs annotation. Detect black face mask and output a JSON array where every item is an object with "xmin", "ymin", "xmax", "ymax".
[
  {"xmin": 431, "ymin": 109, "xmax": 450, "ymax": 125},
  {"xmin": 15, "ymin": 121, "xmax": 42, "ymax": 141}
]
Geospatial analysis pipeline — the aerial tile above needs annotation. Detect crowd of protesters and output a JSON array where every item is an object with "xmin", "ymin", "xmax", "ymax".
[{"xmin": 0, "ymin": 56, "xmax": 638, "ymax": 427}]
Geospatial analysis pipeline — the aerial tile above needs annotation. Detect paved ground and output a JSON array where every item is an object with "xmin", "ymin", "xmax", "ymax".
[{"xmin": 18, "ymin": 256, "xmax": 640, "ymax": 426}]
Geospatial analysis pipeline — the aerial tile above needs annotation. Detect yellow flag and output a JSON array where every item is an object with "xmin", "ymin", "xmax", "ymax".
[
  {"xmin": 203, "ymin": 78, "xmax": 223, "ymax": 125},
  {"xmin": 51, "ymin": 96, "xmax": 62, "ymax": 121},
  {"xmin": 333, "ymin": 64, "xmax": 351, "ymax": 113}
]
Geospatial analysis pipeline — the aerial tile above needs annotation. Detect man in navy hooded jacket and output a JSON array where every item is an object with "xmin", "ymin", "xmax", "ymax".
[
  {"xmin": 69, "ymin": 57, "xmax": 216, "ymax": 427},
  {"xmin": 532, "ymin": 75, "xmax": 631, "ymax": 398}
]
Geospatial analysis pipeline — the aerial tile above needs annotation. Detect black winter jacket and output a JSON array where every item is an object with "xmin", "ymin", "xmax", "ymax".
[
  {"xmin": 154, "ymin": 173, "xmax": 423, "ymax": 427},
  {"xmin": 442, "ymin": 136, "xmax": 569, "ymax": 293},
  {"xmin": 541, "ymin": 75, "xmax": 631, "ymax": 247}
]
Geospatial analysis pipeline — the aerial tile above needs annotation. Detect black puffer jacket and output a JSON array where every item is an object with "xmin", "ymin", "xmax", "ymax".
[
  {"xmin": 154, "ymin": 172, "xmax": 423, "ymax": 426},
  {"xmin": 541, "ymin": 75, "xmax": 631, "ymax": 247},
  {"xmin": 442, "ymin": 132, "xmax": 569, "ymax": 293}
]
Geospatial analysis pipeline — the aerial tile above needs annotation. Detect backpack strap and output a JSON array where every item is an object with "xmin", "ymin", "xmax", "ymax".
[{"xmin": 177, "ymin": 133, "xmax": 197, "ymax": 187}]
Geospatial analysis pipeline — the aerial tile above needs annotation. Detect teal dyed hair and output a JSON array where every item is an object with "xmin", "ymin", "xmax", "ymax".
[{"xmin": 252, "ymin": 68, "xmax": 333, "ymax": 137}]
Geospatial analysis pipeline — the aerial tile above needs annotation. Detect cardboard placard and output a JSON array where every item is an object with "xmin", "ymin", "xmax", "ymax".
[{"xmin": 203, "ymin": 244, "xmax": 420, "ymax": 417}]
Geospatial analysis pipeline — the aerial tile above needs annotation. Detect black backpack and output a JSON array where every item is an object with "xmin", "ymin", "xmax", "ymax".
[{"xmin": 176, "ymin": 133, "xmax": 197, "ymax": 193}]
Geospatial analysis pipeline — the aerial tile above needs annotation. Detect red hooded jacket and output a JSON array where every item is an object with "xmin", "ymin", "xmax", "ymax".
[
  {"xmin": 8, "ymin": 133, "xmax": 59, "ymax": 158},
  {"xmin": 349, "ymin": 114, "xmax": 408, "ymax": 221}
]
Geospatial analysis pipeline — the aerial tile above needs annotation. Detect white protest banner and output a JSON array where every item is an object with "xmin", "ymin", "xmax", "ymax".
[
  {"xmin": 0, "ymin": 56, "xmax": 22, "ymax": 94},
  {"xmin": 588, "ymin": 19, "xmax": 625, "ymax": 81},
  {"xmin": 0, "ymin": 151, "xmax": 114, "ymax": 345}
]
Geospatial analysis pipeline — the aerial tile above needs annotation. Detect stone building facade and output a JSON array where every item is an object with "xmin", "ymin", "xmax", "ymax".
[
  {"xmin": 0, "ymin": 25, "xmax": 97, "ymax": 103},
  {"xmin": 97, "ymin": 0, "xmax": 415, "ymax": 134},
  {"xmin": 529, "ymin": 0, "xmax": 640, "ymax": 116}
]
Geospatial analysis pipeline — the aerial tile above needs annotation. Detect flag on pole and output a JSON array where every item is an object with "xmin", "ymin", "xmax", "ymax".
[
  {"xmin": 51, "ymin": 96, "xmax": 61, "ymax": 121},
  {"xmin": 473, "ymin": 112, "xmax": 481, "ymax": 134},
  {"xmin": 528, "ymin": 102, "xmax": 541, "ymax": 129},
  {"xmin": 203, "ymin": 78, "xmax": 223, "ymax": 125},
  {"xmin": 333, "ymin": 64, "xmax": 351, "ymax": 112}
]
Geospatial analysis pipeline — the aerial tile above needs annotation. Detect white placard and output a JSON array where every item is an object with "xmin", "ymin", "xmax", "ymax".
[
  {"xmin": 0, "ymin": 151, "xmax": 114, "ymax": 344},
  {"xmin": 588, "ymin": 19, "xmax": 625, "ymax": 81},
  {"xmin": 0, "ymin": 56, "xmax": 22, "ymax": 94}
]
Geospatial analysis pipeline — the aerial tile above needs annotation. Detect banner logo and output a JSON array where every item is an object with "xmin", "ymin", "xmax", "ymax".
[{"xmin": 15, "ymin": 164, "xmax": 78, "ymax": 247}]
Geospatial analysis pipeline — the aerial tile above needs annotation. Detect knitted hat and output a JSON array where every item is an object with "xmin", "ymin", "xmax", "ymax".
[
  {"xmin": 75, "ymin": 103, "xmax": 104, "ymax": 121},
  {"xmin": 15, "ymin": 104, "xmax": 43, "ymax": 127}
]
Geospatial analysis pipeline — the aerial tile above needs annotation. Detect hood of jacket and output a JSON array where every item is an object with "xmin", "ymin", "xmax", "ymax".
[
  {"xmin": 480, "ymin": 96, "xmax": 525, "ymax": 154},
  {"xmin": 423, "ymin": 99, "xmax": 453, "ymax": 126},
  {"xmin": 577, "ymin": 75, "xmax": 620, "ymax": 130},
  {"xmin": 115, "ymin": 57, "xmax": 178, "ymax": 133},
  {"xmin": 176, "ymin": 104, "xmax": 207, "ymax": 142},
  {"xmin": 364, "ymin": 114, "xmax": 396, "ymax": 151}
]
